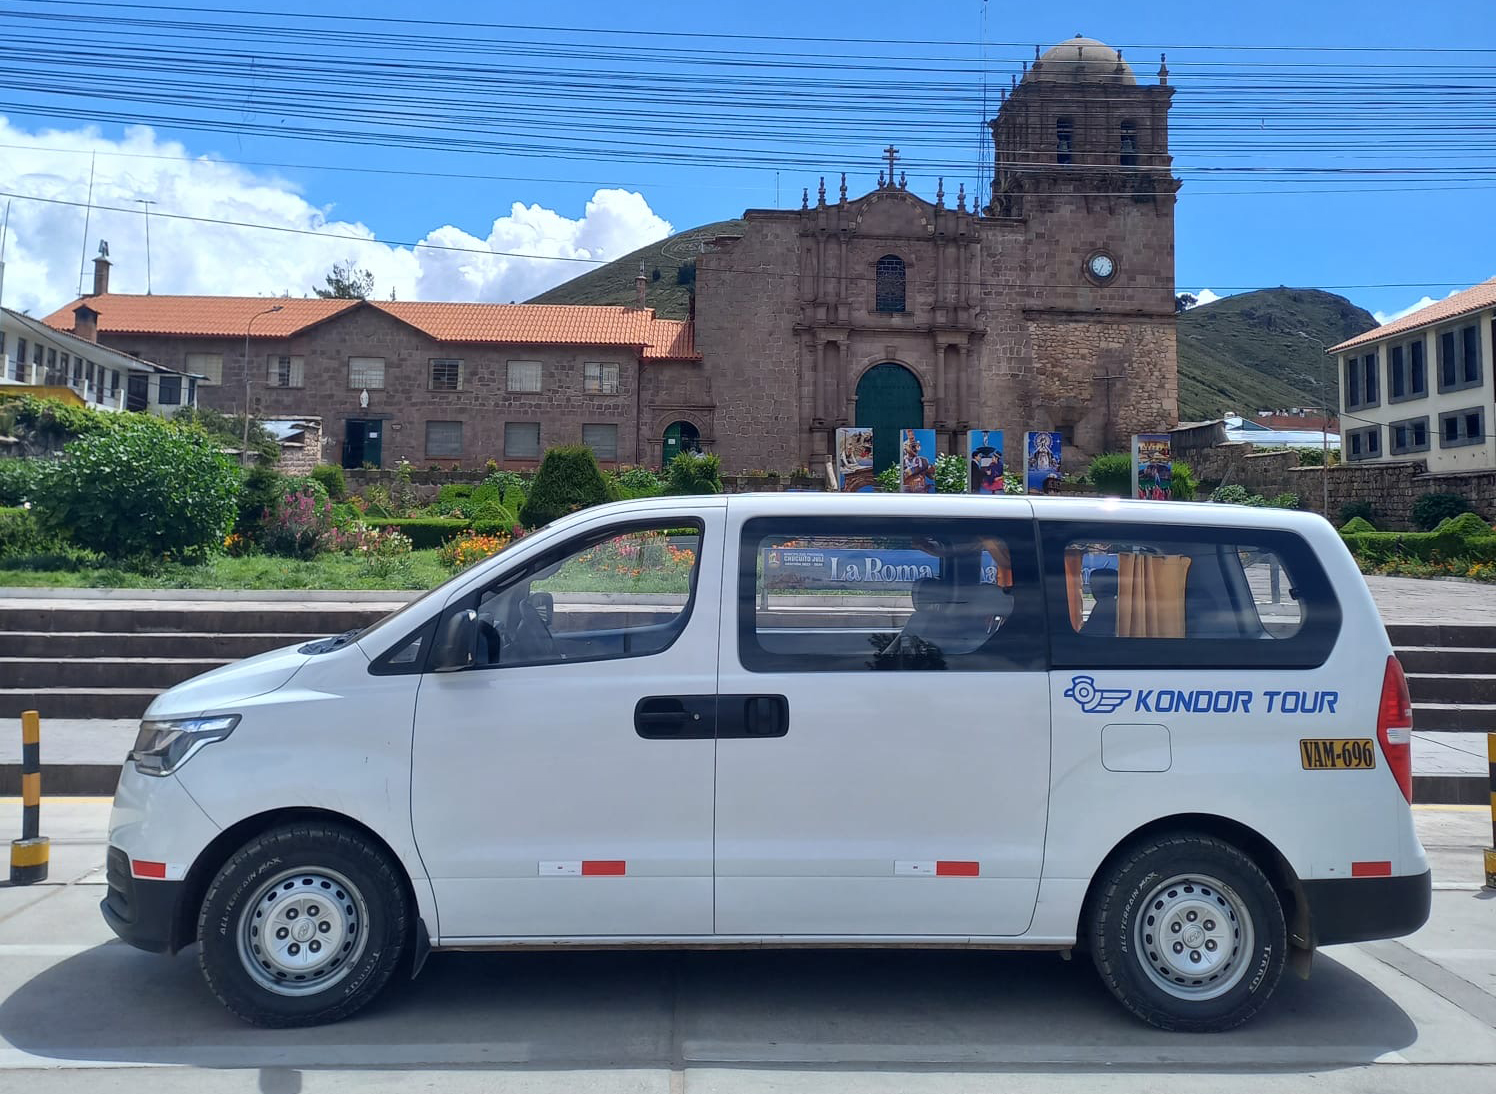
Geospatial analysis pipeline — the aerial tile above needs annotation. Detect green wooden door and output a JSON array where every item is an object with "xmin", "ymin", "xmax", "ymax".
[
  {"xmin": 661, "ymin": 420, "xmax": 700, "ymax": 469},
  {"xmin": 855, "ymin": 364, "xmax": 924, "ymax": 473}
]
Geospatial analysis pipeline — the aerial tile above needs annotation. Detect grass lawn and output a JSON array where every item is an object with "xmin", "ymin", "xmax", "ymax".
[{"xmin": 0, "ymin": 549, "xmax": 451, "ymax": 591}]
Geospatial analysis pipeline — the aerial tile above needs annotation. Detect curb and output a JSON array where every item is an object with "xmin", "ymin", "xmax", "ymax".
[
  {"xmin": 0, "ymin": 587, "xmax": 418, "ymax": 604},
  {"xmin": 1, "ymin": 764, "xmax": 1486, "ymax": 805}
]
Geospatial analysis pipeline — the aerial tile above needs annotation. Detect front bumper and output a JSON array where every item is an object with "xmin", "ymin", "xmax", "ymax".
[
  {"xmin": 101, "ymin": 846, "xmax": 190, "ymax": 954},
  {"xmin": 1303, "ymin": 870, "xmax": 1432, "ymax": 946}
]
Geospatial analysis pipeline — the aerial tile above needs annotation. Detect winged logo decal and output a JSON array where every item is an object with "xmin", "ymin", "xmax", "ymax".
[{"xmin": 1063, "ymin": 675, "xmax": 1132, "ymax": 715}]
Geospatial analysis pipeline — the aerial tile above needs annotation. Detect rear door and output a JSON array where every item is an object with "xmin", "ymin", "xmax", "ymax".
[{"xmin": 712, "ymin": 499, "xmax": 1051, "ymax": 937}]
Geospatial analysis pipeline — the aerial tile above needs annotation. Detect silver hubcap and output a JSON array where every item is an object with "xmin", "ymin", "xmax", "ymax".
[
  {"xmin": 1134, "ymin": 873, "xmax": 1254, "ymax": 1001},
  {"xmin": 237, "ymin": 867, "xmax": 368, "ymax": 997}
]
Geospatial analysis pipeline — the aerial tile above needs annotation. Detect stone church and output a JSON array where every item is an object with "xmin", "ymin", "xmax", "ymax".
[{"xmin": 689, "ymin": 34, "xmax": 1180, "ymax": 474}]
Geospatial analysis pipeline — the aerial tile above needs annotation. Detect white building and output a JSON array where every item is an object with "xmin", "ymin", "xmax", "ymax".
[
  {"xmin": 1, "ymin": 304, "xmax": 200, "ymax": 414},
  {"xmin": 1329, "ymin": 277, "xmax": 1496, "ymax": 470}
]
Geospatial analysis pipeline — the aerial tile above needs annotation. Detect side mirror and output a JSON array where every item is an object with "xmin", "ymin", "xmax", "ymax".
[
  {"xmin": 528, "ymin": 591, "xmax": 555, "ymax": 627},
  {"xmin": 431, "ymin": 609, "xmax": 479, "ymax": 672}
]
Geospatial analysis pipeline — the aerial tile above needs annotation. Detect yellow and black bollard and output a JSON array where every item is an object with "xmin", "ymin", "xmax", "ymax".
[
  {"xmin": 1486, "ymin": 733, "xmax": 1496, "ymax": 891},
  {"xmin": 9, "ymin": 710, "xmax": 48, "ymax": 885}
]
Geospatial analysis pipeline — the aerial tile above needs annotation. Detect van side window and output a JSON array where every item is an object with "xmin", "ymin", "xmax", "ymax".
[
  {"xmin": 447, "ymin": 521, "xmax": 703, "ymax": 670},
  {"xmin": 1042, "ymin": 523, "xmax": 1339, "ymax": 670},
  {"xmin": 738, "ymin": 517, "xmax": 1045, "ymax": 673}
]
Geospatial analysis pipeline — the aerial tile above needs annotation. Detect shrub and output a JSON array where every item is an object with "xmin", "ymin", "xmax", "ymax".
[
  {"xmin": 260, "ymin": 489, "xmax": 338, "ymax": 559},
  {"xmin": 1087, "ymin": 453, "xmax": 1133, "ymax": 497},
  {"xmin": 1170, "ymin": 459, "xmax": 1198, "ymax": 501},
  {"xmin": 1434, "ymin": 511, "xmax": 1493, "ymax": 539},
  {"xmin": 1267, "ymin": 492, "xmax": 1301, "ymax": 510},
  {"xmin": 1340, "ymin": 530, "xmax": 1496, "ymax": 567},
  {"xmin": 1289, "ymin": 446, "xmax": 1338, "ymax": 468},
  {"xmin": 501, "ymin": 484, "xmax": 527, "ymax": 514},
  {"xmin": 468, "ymin": 501, "xmax": 517, "ymax": 528},
  {"xmin": 933, "ymin": 453, "xmax": 967, "ymax": 494},
  {"xmin": 664, "ymin": 451, "xmax": 723, "ymax": 497},
  {"xmin": 521, "ymin": 446, "xmax": 615, "ymax": 527},
  {"xmin": 0, "ymin": 506, "xmax": 64, "ymax": 559},
  {"xmin": 1340, "ymin": 516, "xmax": 1377, "ymax": 534},
  {"xmin": 874, "ymin": 465, "xmax": 900, "ymax": 493},
  {"xmin": 30, "ymin": 416, "xmax": 239, "ymax": 561},
  {"xmin": 1413, "ymin": 493, "xmax": 1475, "ymax": 531},
  {"xmin": 0, "ymin": 459, "xmax": 49, "ymax": 506},
  {"xmin": 484, "ymin": 468, "xmax": 527, "ymax": 497},
  {"xmin": 373, "ymin": 517, "xmax": 470, "ymax": 549},
  {"xmin": 1339, "ymin": 501, "xmax": 1378, "ymax": 528},
  {"xmin": 236, "ymin": 464, "xmax": 284, "ymax": 537},
  {"xmin": 1209, "ymin": 484, "xmax": 1261, "ymax": 506},
  {"xmin": 309, "ymin": 463, "xmax": 347, "ymax": 501},
  {"xmin": 437, "ymin": 531, "xmax": 512, "ymax": 571},
  {"xmin": 614, "ymin": 465, "xmax": 664, "ymax": 499},
  {"xmin": 349, "ymin": 525, "xmax": 414, "ymax": 581}
]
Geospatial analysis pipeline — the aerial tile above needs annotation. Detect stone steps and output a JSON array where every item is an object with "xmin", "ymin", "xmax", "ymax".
[
  {"xmin": 0, "ymin": 631, "xmax": 319, "ymax": 659},
  {"xmin": 0, "ymin": 657, "xmax": 231, "ymax": 690}
]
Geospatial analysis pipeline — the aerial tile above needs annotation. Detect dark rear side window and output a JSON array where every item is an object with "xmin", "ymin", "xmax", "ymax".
[{"xmin": 1040, "ymin": 521, "xmax": 1341, "ymax": 670}]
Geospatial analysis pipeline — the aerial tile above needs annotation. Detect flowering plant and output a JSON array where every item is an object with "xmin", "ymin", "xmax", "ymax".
[
  {"xmin": 437, "ymin": 531, "xmax": 512, "ymax": 571},
  {"xmin": 259, "ymin": 489, "xmax": 337, "ymax": 559}
]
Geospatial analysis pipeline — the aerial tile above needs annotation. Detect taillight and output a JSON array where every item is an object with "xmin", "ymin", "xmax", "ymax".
[{"xmin": 1377, "ymin": 655, "xmax": 1413, "ymax": 803}]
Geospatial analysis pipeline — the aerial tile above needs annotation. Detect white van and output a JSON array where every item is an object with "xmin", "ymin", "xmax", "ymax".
[{"xmin": 102, "ymin": 493, "xmax": 1430, "ymax": 1031}]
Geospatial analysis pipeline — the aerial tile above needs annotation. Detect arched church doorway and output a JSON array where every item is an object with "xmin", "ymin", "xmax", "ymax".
[
  {"xmin": 855, "ymin": 363, "xmax": 923, "ymax": 472},
  {"xmin": 661, "ymin": 420, "xmax": 701, "ymax": 468}
]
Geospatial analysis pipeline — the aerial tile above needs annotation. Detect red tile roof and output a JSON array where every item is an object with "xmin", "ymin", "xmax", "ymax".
[
  {"xmin": 1331, "ymin": 277, "xmax": 1496, "ymax": 353},
  {"xmin": 41, "ymin": 295, "xmax": 701, "ymax": 360}
]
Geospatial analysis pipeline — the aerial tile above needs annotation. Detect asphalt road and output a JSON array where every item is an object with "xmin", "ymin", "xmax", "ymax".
[{"xmin": 0, "ymin": 800, "xmax": 1491, "ymax": 1093}]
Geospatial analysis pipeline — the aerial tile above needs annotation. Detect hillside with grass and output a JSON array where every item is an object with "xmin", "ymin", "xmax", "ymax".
[
  {"xmin": 1176, "ymin": 288, "xmax": 1378, "ymax": 421},
  {"xmin": 528, "ymin": 219, "xmax": 745, "ymax": 318}
]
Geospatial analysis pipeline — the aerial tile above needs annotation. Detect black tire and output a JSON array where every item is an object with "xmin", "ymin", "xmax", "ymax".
[
  {"xmin": 197, "ymin": 822, "xmax": 410, "ymax": 1027},
  {"xmin": 1089, "ymin": 834, "xmax": 1286, "ymax": 1032}
]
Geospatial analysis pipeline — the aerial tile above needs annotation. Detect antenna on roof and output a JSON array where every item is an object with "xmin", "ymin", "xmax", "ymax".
[
  {"xmin": 76, "ymin": 152, "xmax": 96, "ymax": 299},
  {"xmin": 0, "ymin": 199, "xmax": 10, "ymax": 311}
]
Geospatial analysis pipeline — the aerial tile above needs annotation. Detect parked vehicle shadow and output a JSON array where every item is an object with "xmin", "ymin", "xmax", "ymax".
[{"xmin": 0, "ymin": 942, "xmax": 1417, "ymax": 1071}]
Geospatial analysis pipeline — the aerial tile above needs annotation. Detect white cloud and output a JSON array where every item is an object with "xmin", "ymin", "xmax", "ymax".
[
  {"xmin": 1190, "ymin": 288, "xmax": 1221, "ymax": 308},
  {"xmin": 0, "ymin": 118, "xmax": 672, "ymax": 315},
  {"xmin": 1373, "ymin": 295, "xmax": 1440, "ymax": 326}
]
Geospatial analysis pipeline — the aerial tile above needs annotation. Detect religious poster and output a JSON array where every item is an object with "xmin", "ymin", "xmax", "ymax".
[
  {"xmin": 1024, "ymin": 431, "xmax": 1063, "ymax": 494},
  {"xmin": 1132, "ymin": 433, "xmax": 1174, "ymax": 500},
  {"xmin": 898, "ymin": 428, "xmax": 937, "ymax": 493},
  {"xmin": 835, "ymin": 427, "xmax": 876, "ymax": 492},
  {"xmin": 967, "ymin": 430, "xmax": 1005, "ymax": 494}
]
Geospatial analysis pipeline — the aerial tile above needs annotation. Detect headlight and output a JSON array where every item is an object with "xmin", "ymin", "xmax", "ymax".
[{"xmin": 131, "ymin": 715, "xmax": 240, "ymax": 776}]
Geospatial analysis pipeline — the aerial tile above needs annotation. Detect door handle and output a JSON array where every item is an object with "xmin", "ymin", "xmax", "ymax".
[
  {"xmin": 718, "ymin": 694, "xmax": 789, "ymax": 739},
  {"xmin": 635, "ymin": 696, "xmax": 715, "ymax": 740}
]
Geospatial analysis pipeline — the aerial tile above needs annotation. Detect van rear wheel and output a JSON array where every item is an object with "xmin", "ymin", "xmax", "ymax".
[
  {"xmin": 1088, "ymin": 834, "xmax": 1286, "ymax": 1032},
  {"xmin": 197, "ymin": 822, "xmax": 409, "ymax": 1027}
]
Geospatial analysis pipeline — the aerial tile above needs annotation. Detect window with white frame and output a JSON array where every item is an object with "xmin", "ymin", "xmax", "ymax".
[
  {"xmin": 583, "ymin": 423, "xmax": 619, "ymax": 461},
  {"xmin": 266, "ymin": 355, "xmax": 305, "ymax": 388},
  {"xmin": 506, "ymin": 360, "xmax": 542, "ymax": 393},
  {"xmin": 584, "ymin": 361, "xmax": 620, "ymax": 394},
  {"xmin": 348, "ymin": 356, "xmax": 385, "ymax": 389},
  {"xmin": 425, "ymin": 420, "xmax": 463, "ymax": 458},
  {"xmin": 504, "ymin": 421, "xmax": 541, "ymax": 459},
  {"xmin": 429, "ymin": 358, "xmax": 463, "ymax": 391},
  {"xmin": 185, "ymin": 353, "xmax": 223, "ymax": 385}
]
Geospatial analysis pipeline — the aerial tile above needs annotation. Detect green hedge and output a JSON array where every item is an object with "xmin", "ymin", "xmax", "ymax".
[
  {"xmin": 1341, "ymin": 530, "xmax": 1496, "ymax": 565},
  {"xmin": 374, "ymin": 518, "xmax": 470, "ymax": 549}
]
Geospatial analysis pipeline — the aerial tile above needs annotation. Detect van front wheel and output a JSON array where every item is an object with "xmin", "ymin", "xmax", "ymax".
[
  {"xmin": 1089, "ymin": 834, "xmax": 1286, "ymax": 1032},
  {"xmin": 197, "ymin": 822, "xmax": 409, "ymax": 1027}
]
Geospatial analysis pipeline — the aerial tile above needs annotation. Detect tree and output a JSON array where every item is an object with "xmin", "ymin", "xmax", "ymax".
[
  {"xmin": 1175, "ymin": 292, "xmax": 1198, "ymax": 313},
  {"xmin": 313, "ymin": 260, "xmax": 376, "ymax": 300}
]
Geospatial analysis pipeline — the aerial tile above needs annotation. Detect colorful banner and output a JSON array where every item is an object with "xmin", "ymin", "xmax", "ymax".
[
  {"xmin": 1024, "ymin": 431, "xmax": 1063, "ymax": 494},
  {"xmin": 967, "ymin": 430, "xmax": 1005, "ymax": 495},
  {"xmin": 1132, "ymin": 434, "xmax": 1174, "ymax": 500},
  {"xmin": 898, "ymin": 428, "xmax": 938, "ymax": 493},
  {"xmin": 834, "ymin": 427, "xmax": 876, "ymax": 492}
]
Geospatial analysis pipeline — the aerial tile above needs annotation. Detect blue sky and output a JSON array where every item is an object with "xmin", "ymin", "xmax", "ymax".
[{"xmin": 1, "ymin": 0, "xmax": 1492, "ymax": 320}]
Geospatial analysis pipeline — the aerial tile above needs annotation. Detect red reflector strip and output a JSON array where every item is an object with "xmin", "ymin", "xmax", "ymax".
[
  {"xmin": 935, "ymin": 860, "xmax": 980, "ymax": 877},
  {"xmin": 581, "ymin": 860, "xmax": 626, "ymax": 876},
  {"xmin": 1352, "ymin": 860, "xmax": 1392, "ymax": 878},
  {"xmin": 131, "ymin": 859, "xmax": 167, "ymax": 880}
]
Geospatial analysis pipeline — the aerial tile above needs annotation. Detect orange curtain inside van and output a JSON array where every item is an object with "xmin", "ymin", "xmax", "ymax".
[
  {"xmin": 1063, "ymin": 549, "xmax": 1084, "ymax": 631},
  {"xmin": 1116, "ymin": 554, "xmax": 1192, "ymax": 638},
  {"xmin": 980, "ymin": 537, "xmax": 1014, "ymax": 588}
]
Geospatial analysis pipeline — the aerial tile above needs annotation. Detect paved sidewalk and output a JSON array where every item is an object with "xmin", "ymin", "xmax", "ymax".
[{"xmin": 1365, "ymin": 575, "xmax": 1496, "ymax": 625}]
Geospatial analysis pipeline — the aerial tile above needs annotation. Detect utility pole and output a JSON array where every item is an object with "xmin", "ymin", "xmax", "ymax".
[
  {"xmin": 1296, "ymin": 330, "xmax": 1334, "ymax": 518},
  {"xmin": 136, "ymin": 199, "xmax": 156, "ymax": 294},
  {"xmin": 242, "ymin": 304, "xmax": 284, "ymax": 466}
]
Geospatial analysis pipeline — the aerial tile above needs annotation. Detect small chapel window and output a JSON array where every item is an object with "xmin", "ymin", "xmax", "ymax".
[
  {"xmin": 1056, "ymin": 118, "xmax": 1074, "ymax": 165},
  {"xmin": 875, "ymin": 255, "xmax": 906, "ymax": 313},
  {"xmin": 1120, "ymin": 121, "xmax": 1138, "ymax": 167}
]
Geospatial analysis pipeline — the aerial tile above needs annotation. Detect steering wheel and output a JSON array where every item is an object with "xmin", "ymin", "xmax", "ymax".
[{"xmin": 506, "ymin": 594, "xmax": 560, "ymax": 663}]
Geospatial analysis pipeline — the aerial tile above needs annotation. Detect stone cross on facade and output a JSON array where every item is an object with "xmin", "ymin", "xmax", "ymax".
[{"xmin": 883, "ymin": 145, "xmax": 899, "ymax": 186}]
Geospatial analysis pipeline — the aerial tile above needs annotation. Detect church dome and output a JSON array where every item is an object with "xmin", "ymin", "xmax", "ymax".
[{"xmin": 1027, "ymin": 35, "xmax": 1136, "ymax": 85}]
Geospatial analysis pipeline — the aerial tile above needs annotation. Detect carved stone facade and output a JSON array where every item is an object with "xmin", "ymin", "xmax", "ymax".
[{"xmin": 694, "ymin": 34, "xmax": 1180, "ymax": 472}]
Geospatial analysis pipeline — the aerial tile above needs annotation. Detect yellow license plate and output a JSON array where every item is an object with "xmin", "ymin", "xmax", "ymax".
[{"xmin": 1300, "ymin": 738, "xmax": 1377, "ymax": 770}]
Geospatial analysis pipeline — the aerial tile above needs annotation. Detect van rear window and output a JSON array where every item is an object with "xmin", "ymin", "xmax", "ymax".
[{"xmin": 1042, "ymin": 523, "xmax": 1340, "ymax": 670}]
